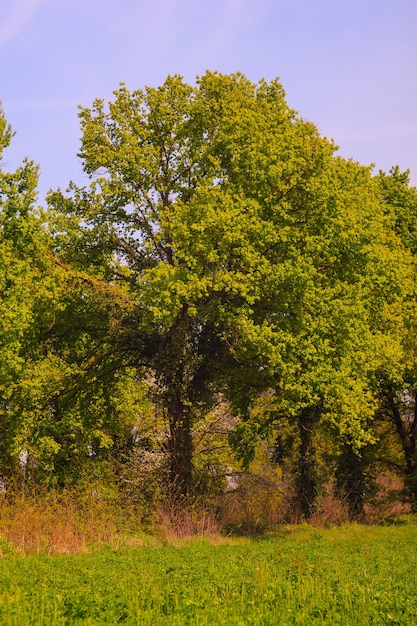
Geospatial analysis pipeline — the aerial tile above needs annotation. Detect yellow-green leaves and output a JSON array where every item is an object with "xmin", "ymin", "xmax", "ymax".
[{"xmin": 46, "ymin": 72, "xmax": 416, "ymax": 496}]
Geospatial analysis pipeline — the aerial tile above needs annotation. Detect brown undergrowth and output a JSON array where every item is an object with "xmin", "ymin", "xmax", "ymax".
[
  {"xmin": 0, "ymin": 473, "xmax": 411, "ymax": 554},
  {"xmin": 0, "ymin": 488, "xmax": 141, "ymax": 555},
  {"xmin": 156, "ymin": 499, "xmax": 221, "ymax": 541}
]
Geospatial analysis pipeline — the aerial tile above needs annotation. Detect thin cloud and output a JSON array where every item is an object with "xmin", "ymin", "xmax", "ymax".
[{"xmin": 0, "ymin": 0, "xmax": 45, "ymax": 47}]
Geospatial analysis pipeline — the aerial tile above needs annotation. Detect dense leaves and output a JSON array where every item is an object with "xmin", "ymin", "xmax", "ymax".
[{"xmin": 0, "ymin": 73, "xmax": 416, "ymax": 517}]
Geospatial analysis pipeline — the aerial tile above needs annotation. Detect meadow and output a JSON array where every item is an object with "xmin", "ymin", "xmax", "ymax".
[{"xmin": 0, "ymin": 521, "xmax": 416, "ymax": 625}]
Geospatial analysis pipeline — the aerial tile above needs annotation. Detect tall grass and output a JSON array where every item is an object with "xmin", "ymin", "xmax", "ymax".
[{"xmin": 0, "ymin": 488, "xmax": 143, "ymax": 555}]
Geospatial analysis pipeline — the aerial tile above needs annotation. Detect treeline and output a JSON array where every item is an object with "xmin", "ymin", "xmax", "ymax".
[{"xmin": 1, "ymin": 72, "xmax": 416, "ymax": 525}]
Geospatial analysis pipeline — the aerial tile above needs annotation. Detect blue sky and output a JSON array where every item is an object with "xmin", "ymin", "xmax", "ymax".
[{"xmin": 1, "ymin": 0, "xmax": 416, "ymax": 201}]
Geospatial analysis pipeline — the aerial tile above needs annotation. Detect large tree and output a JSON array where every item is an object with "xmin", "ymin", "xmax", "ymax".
[
  {"xmin": 374, "ymin": 167, "xmax": 417, "ymax": 508},
  {"xmin": 0, "ymin": 106, "xmax": 66, "ymax": 481},
  {"xmin": 47, "ymin": 72, "xmax": 333, "ymax": 495},
  {"xmin": 48, "ymin": 72, "xmax": 410, "ymax": 502},
  {"xmin": 220, "ymin": 153, "xmax": 410, "ymax": 518},
  {"xmin": 0, "ymin": 107, "xmax": 138, "ymax": 487}
]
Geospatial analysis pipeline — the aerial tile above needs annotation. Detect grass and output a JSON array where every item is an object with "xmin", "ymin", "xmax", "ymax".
[{"xmin": 1, "ymin": 521, "xmax": 417, "ymax": 624}]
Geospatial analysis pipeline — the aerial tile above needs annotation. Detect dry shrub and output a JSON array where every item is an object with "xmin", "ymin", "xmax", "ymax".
[
  {"xmin": 217, "ymin": 473, "xmax": 291, "ymax": 534},
  {"xmin": 118, "ymin": 448, "xmax": 166, "ymax": 524},
  {"xmin": 156, "ymin": 498, "xmax": 220, "ymax": 540},
  {"xmin": 0, "ymin": 488, "xmax": 134, "ymax": 554},
  {"xmin": 364, "ymin": 472, "xmax": 411, "ymax": 523},
  {"xmin": 310, "ymin": 473, "xmax": 411, "ymax": 526},
  {"xmin": 309, "ymin": 483, "xmax": 350, "ymax": 527}
]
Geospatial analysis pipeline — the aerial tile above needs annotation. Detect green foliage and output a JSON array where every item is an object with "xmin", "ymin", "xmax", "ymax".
[
  {"xmin": 0, "ymin": 106, "xmax": 142, "ymax": 485},
  {"xmin": 372, "ymin": 168, "xmax": 417, "ymax": 507},
  {"xmin": 2, "ymin": 73, "xmax": 417, "ymax": 517},
  {"xmin": 0, "ymin": 105, "xmax": 68, "ymax": 479},
  {"xmin": 49, "ymin": 72, "xmax": 325, "ymax": 494},
  {"xmin": 44, "ymin": 73, "xmax": 415, "ymax": 508}
]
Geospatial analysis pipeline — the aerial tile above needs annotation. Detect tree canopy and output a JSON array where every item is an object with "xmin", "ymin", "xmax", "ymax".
[{"xmin": 1, "ymin": 73, "xmax": 416, "ymax": 519}]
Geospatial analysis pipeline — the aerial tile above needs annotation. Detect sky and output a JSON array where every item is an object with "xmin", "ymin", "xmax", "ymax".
[{"xmin": 1, "ymin": 0, "xmax": 416, "ymax": 201}]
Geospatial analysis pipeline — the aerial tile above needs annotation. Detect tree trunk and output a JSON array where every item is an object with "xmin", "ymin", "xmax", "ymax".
[
  {"xmin": 167, "ymin": 394, "xmax": 193, "ymax": 498},
  {"xmin": 386, "ymin": 390, "xmax": 417, "ymax": 511},
  {"xmin": 295, "ymin": 406, "xmax": 320, "ymax": 520},
  {"xmin": 335, "ymin": 444, "xmax": 372, "ymax": 521}
]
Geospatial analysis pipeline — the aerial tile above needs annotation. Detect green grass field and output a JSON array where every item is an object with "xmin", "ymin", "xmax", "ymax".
[{"xmin": 1, "ymin": 522, "xmax": 416, "ymax": 625}]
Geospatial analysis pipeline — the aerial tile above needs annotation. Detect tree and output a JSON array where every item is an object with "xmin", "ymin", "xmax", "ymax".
[
  {"xmin": 0, "ymin": 106, "xmax": 137, "ymax": 488},
  {"xmin": 47, "ymin": 73, "xmax": 411, "ymax": 506},
  {"xmin": 214, "ymin": 144, "xmax": 410, "ymax": 517},
  {"xmin": 211, "ymin": 150, "xmax": 410, "ymax": 517},
  {"xmin": 374, "ymin": 167, "xmax": 417, "ymax": 508},
  {"xmin": 48, "ymin": 72, "xmax": 337, "ymax": 496},
  {"xmin": 0, "ymin": 105, "xmax": 66, "ymax": 482}
]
